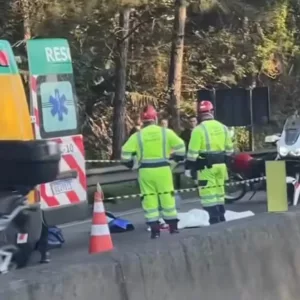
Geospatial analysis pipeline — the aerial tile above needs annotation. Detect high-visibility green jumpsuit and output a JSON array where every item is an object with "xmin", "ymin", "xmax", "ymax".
[
  {"xmin": 187, "ymin": 120, "xmax": 233, "ymax": 208},
  {"xmin": 121, "ymin": 125, "xmax": 185, "ymax": 223}
]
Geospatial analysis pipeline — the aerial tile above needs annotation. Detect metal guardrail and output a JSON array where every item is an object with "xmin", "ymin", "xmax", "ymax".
[
  {"xmin": 86, "ymin": 149, "xmax": 277, "ymax": 187},
  {"xmin": 86, "ymin": 163, "xmax": 184, "ymax": 187}
]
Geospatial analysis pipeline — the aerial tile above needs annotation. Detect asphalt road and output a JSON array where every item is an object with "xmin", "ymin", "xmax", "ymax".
[{"xmin": 26, "ymin": 191, "xmax": 267, "ymax": 267}]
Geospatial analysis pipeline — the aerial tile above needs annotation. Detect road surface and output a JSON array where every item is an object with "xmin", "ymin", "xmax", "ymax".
[{"xmin": 26, "ymin": 191, "xmax": 267, "ymax": 268}]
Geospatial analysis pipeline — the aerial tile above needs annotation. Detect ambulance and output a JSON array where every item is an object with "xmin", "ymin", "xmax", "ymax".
[{"xmin": 1, "ymin": 38, "xmax": 88, "ymax": 225}]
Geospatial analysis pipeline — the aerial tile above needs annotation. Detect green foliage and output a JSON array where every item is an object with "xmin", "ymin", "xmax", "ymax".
[
  {"xmin": 5, "ymin": 0, "xmax": 300, "ymax": 156},
  {"xmin": 234, "ymin": 127, "xmax": 250, "ymax": 151},
  {"xmin": 254, "ymin": 0, "xmax": 299, "ymax": 78}
]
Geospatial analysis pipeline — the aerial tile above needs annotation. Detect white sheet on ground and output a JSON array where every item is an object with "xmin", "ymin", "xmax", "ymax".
[
  {"xmin": 177, "ymin": 209, "xmax": 209, "ymax": 229},
  {"xmin": 157, "ymin": 209, "xmax": 255, "ymax": 229}
]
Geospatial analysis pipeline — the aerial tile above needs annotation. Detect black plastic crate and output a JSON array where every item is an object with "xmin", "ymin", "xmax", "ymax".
[{"xmin": 0, "ymin": 140, "xmax": 61, "ymax": 186}]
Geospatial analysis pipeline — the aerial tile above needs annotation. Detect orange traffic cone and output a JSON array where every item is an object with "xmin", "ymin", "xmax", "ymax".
[{"xmin": 89, "ymin": 183, "xmax": 113, "ymax": 254}]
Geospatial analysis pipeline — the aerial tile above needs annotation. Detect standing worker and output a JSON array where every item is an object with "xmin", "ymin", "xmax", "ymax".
[
  {"xmin": 180, "ymin": 116, "xmax": 198, "ymax": 148},
  {"xmin": 160, "ymin": 118, "xmax": 169, "ymax": 128},
  {"xmin": 121, "ymin": 105, "xmax": 185, "ymax": 239},
  {"xmin": 175, "ymin": 115, "xmax": 198, "ymax": 189},
  {"xmin": 186, "ymin": 101, "xmax": 234, "ymax": 224}
]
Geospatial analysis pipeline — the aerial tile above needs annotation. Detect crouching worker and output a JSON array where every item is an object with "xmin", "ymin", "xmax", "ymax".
[{"xmin": 121, "ymin": 105, "xmax": 185, "ymax": 239}]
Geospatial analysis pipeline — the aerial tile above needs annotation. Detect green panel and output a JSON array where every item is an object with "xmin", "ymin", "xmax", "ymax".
[
  {"xmin": 0, "ymin": 40, "xmax": 19, "ymax": 75},
  {"xmin": 266, "ymin": 160, "xmax": 288, "ymax": 212},
  {"xmin": 27, "ymin": 39, "xmax": 73, "ymax": 75}
]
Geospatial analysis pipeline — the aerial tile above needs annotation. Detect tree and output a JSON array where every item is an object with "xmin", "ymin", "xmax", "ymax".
[
  {"xmin": 112, "ymin": 7, "xmax": 131, "ymax": 159},
  {"xmin": 168, "ymin": 0, "xmax": 186, "ymax": 132},
  {"xmin": 5, "ymin": 0, "xmax": 300, "ymax": 155}
]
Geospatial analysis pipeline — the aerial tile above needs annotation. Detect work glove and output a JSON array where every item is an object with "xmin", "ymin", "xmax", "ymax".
[
  {"xmin": 132, "ymin": 156, "xmax": 139, "ymax": 169},
  {"xmin": 191, "ymin": 169, "xmax": 197, "ymax": 180},
  {"xmin": 122, "ymin": 160, "xmax": 134, "ymax": 169},
  {"xmin": 184, "ymin": 170, "xmax": 192, "ymax": 178},
  {"xmin": 169, "ymin": 160, "xmax": 178, "ymax": 171},
  {"xmin": 171, "ymin": 154, "xmax": 185, "ymax": 163}
]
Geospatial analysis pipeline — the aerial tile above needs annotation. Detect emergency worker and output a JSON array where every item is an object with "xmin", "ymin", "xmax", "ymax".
[
  {"xmin": 160, "ymin": 118, "xmax": 169, "ymax": 128},
  {"xmin": 186, "ymin": 101, "xmax": 234, "ymax": 224},
  {"xmin": 121, "ymin": 105, "xmax": 185, "ymax": 239}
]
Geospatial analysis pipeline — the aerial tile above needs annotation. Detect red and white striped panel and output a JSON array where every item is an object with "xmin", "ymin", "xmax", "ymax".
[
  {"xmin": 29, "ymin": 75, "xmax": 87, "ymax": 209},
  {"xmin": 39, "ymin": 135, "xmax": 87, "ymax": 209},
  {"xmin": 30, "ymin": 75, "xmax": 41, "ymax": 139}
]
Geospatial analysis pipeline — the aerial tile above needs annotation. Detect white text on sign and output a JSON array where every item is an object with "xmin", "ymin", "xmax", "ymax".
[{"xmin": 45, "ymin": 47, "xmax": 71, "ymax": 63}]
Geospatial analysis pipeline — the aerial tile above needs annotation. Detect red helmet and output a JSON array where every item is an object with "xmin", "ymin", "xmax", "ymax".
[
  {"xmin": 233, "ymin": 153, "xmax": 253, "ymax": 172},
  {"xmin": 141, "ymin": 105, "xmax": 157, "ymax": 121},
  {"xmin": 198, "ymin": 101, "xmax": 214, "ymax": 113}
]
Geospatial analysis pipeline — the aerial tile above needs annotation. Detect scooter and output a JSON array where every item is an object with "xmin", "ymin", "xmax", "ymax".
[
  {"xmin": 0, "ymin": 187, "xmax": 41, "ymax": 273},
  {"xmin": 0, "ymin": 139, "xmax": 61, "ymax": 273},
  {"xmin": 265, "ymin": 112, "xmax": 300, "ymax": 205}
]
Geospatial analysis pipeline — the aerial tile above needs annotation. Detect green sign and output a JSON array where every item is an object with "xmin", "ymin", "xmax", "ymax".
[
  {"xmin": 27, "ymin": 39, "xmax": 73, "ymax": 75},
  {"xmin": 0, "ymin": 40, "xmax": 19, "ymax": 74},
  {"xmin": 27, "ymin": 38, "xmax": 79, "ymax": 139}
]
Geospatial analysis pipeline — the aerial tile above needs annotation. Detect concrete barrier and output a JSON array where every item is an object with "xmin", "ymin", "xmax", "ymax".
[{"xmin": 2, "ymin": 210, "xmax": 300, "ymax": 300}]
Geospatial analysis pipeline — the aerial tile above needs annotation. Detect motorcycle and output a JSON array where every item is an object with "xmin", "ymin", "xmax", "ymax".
[
  {"xmin": 0, "ymin": 187, "xmax": 41, "ymax": 272},
  {"xmin": 224, "ymin": 111, "xmax": 300, "ymax": 204},
  {"xmin": 223, "ymin": 127, "xmax": 247, "ymax": 202},
  {"xmin": 0, "ymin": 139, "xmax": 61, "ymax": 273},
  {"xmin": 265, "ymin": 112, "xmax": 300, "ymax": 206},
  {"xmin": 224, "ymin": 171, "xmax": 247, "ymax": 203},
  {"xmin": 224, "ymin": 142, "xmax": 280, "ymax": 203}
]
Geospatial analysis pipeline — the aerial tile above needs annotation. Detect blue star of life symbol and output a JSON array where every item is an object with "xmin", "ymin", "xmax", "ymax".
[{"xmin": 49, "ymin": 89, "xmax": 68, "ymax": 121}]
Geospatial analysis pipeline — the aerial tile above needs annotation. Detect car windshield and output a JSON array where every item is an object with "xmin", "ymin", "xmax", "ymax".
[
  {"xmin": 284, "ymin": 114, "xmax": 300, "ymax": 130},
  {"xmin": 283, "ymin": 114, "xmax": 300, "ymax": 145}
]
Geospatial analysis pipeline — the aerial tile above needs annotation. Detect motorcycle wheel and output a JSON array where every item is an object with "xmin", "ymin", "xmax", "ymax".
[
  {"xmin": 225, "ymin": 173, "xmax": 247, "ymax": 203},
  {"xmin": 0, "ymin": 208, "xmax": 42, "ymax": 269}
]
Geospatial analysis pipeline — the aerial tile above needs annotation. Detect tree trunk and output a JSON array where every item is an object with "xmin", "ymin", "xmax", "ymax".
[
  {"xmin": 21, "ymin": 0, "xmax": 31, "ymax": 39},
  {"xmin": 168, "ymin": 0, "xmax": 187, "ymax": 133},
  {"xmin": 112, "ymin": 8, "xmax": 131, "ymax": 159}
]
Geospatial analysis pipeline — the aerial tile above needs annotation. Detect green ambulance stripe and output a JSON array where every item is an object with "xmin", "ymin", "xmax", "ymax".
[
  {"xmin": 26, "ymin": 39, "xmax": 73, "ymax": 75},
  {"xmin": 0, "ymin": 40, "xmax": 19, "ymax": 75}
]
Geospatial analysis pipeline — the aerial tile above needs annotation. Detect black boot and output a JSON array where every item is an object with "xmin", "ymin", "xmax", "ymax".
[
  {"xmin": 40, "ymin": 251, "xmax": 51, "ymax": 264},
  {"xmin": 167, "ymin": 219, "xmax": 179, "ymax": 234},
  {"xmin": 148, "ymin": 221, "xmax": 160, "ymax": 239}
]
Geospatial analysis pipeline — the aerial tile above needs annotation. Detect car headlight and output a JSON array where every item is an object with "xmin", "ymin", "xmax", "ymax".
[
  {"xmin": 290, "ymin": 148, "xmax": 300, "ymax": 156},
  {"xmin": 279, "ymin": 146, "xmax": 288, "ymax": 157}
]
